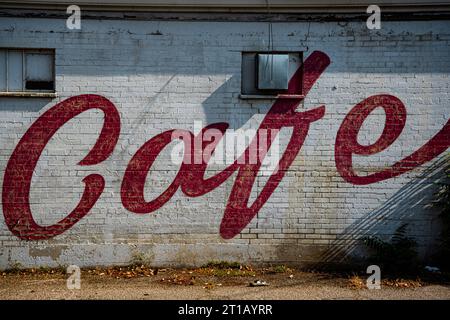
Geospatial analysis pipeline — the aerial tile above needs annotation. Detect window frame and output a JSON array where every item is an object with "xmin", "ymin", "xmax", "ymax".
[{"xmin": 0, "ymin": 47, "xmax": 57, "ymax": 98}]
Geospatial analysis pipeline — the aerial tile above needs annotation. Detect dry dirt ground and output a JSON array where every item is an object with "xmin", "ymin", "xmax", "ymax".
[{"xmin": 1, "ymin": 265, "xmax": 450, "ymax": 300}]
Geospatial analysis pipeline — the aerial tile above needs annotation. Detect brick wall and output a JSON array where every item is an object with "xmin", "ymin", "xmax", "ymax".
[{"xmin": 0, "ymin": 16, "xmax": 449, "ymax": 268}]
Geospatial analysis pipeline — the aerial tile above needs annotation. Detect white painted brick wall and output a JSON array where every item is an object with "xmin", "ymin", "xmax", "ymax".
[{"xmin": 0, "ymin": 16, "xmax": 449, "ymax": 268}]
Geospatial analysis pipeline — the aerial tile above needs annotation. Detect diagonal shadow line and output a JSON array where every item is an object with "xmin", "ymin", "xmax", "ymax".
[{"xmin": 316, "ymin": 154, "xmax": 450, "ymax": 265}]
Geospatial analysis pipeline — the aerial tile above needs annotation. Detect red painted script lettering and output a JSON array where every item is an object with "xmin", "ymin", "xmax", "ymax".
[
  {"xmin": 121, "ymin": 51, "xmax": 329, "ymax": 239},
  {"xmin": 2, "ymin": 51, "xmax": 449, "ymax": 240},
  {"xmin": 2, "ymin": 95, "xmax": 120, "ymax": 240},
  {"xmin": 335, "ymin": 94, "xmax": 450, "ymax": 184}
]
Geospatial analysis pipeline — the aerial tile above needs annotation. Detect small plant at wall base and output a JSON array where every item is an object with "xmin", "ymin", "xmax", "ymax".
[
  {"xmin": 203, "ymin": 261, "xmax": 242, "ymax": 269},
  {"xmin": 363, "ymin": 224, "xmax": 419, "ymax": 275},
  {"xmin": 433, "ymin": 166, "xmax": 450, "ymax": 271}
]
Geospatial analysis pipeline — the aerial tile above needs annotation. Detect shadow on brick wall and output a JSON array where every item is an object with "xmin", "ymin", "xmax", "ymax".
[
  {"xmin": 201, "ymin": 75, "xmax": 269, "ymax": 130},
  {"xmin": 313, "ymin": 155, "xmax": 450, "ymax": 269},
  {"xmin": 0, "ymin": 97, "xmax": 52, "ymax": 112}
]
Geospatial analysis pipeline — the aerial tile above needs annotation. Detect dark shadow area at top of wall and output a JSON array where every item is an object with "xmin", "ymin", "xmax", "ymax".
[
  {"xmin": 1, "ymin": 8, "xmax": 450, "ymax": 22},
  {"xmin": 1, "ymin": 17, "xmax": 449, "ymax": 76},
  {"xmin": 0, "ymin": 97, "xmax": 53, "ymax": 112}
]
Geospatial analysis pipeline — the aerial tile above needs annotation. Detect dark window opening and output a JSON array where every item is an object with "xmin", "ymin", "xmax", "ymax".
[{"xmin": 25, "ymin": 80, "xmax": 54, "ymax": 90}]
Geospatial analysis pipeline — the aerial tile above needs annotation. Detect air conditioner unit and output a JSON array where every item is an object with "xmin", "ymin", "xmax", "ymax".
[{"xmin": 257, "ymin": 53, "xmax": 289, "ymax": 90}]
